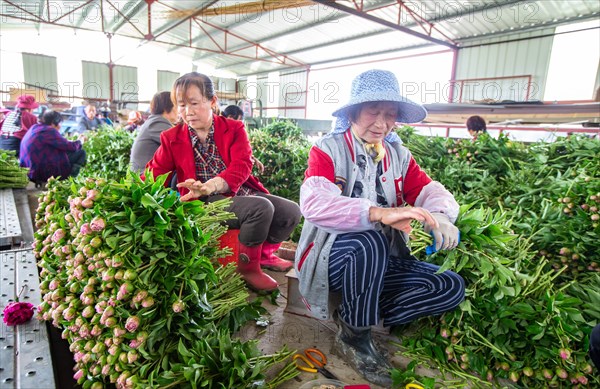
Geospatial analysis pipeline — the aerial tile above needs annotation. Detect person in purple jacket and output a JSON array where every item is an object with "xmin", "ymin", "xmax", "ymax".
[{"xmin": 19, "ymin": 110, "xmax": 86, "ymax": 184}]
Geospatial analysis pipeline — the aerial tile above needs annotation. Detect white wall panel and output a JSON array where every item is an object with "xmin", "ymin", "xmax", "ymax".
[{"xmin": 455, "ymin": 28, "xmax": 555, "ymax": 102}]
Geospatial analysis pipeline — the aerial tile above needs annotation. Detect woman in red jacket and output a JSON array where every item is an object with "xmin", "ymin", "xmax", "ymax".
[{"xmin": 145, "ymin": 72, "xmax": 301, "ymax": 291}]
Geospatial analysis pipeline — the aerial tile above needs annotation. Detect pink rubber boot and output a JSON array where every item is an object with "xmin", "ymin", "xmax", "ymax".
[
  {"xmin": 260, "ymin": 242, "xmax": 293, "ymax": 272},
  {"xmin": 237, "ymin": 242, "xmax": 279, "ymax": 291}
]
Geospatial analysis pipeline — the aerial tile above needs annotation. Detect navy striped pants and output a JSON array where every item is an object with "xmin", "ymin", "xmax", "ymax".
[{"xmin": 328, "ymin": 230, "xmax": 465, "ymax": 327}]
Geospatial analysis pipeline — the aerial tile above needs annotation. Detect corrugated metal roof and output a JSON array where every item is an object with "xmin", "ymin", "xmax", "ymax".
[{"xmin": 1, "ymin": 0, "xmax": 598, "ymax": 76}]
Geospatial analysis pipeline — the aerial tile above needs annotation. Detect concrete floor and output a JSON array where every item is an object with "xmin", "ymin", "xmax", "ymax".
[
  {"xmin": 252, "ymin": 269, "xmax": 397, "ymax": 389},
  {"xmin": 20, "ymin": 182, "xmax": 442, "ymax": 389}
]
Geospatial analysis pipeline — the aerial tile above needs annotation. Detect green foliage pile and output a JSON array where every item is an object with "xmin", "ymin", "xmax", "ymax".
[
  {"xmin": 249, "ymin": 120, "xmax": 312, "ymax": 241},
  {"xmin": 35, "ymin": 173, "xmax": 298, "ymax": 388},
  {"xmin": 392, "ymin": 127, "xmax": 599, "ymax": 388},
  {"xmin": 81, "ymin": 126, "xmax": 135, "ymax": 179},
  {"xmin": 0, "ymin": 149, "xmax": 29, "ymax": 188},
  {"xmin": 249, "ymin": 120, "xmax": 311, "ymax": 204}
]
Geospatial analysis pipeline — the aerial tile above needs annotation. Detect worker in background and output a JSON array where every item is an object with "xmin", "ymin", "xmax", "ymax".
[
  {"xmin": 0, "ymin": 95, "xmax": 39, "ymax": 157},
  {"xmin": 19, "ymin": 110, "xmax": 86, "ymax": 184},
  {"xmin": 222, "ymin": 105, "xmax": 244, "ymax": 121},
  {"xmin": 466, "ymin": 115, "xmax": 487, "ymax": 140},
  {"xmin": 76, "ymin": 104, "xmax": 103, "ymax": 133},
  {"xmin": 295, "ymin": 69, "xmax": 465, "ymax": 387},
  {"xmin": 130, "ymin": 91, "xmax": 178, "ymax": 173},
  {"xmin": 124, "ymin": 111, "xmax": 143, "ymax": 132},
  {"xmin": 145, "ymin": 72, "xmax": 301, "ymax": 290},
  {"xmin": 221, "ymin": 104, "xmax": 265, "ymax": 174}
]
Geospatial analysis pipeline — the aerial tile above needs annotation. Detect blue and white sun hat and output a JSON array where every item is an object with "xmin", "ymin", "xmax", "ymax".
[{"xmin": 332, "ymin": 69, "xmax": 427, "ymax": 142}]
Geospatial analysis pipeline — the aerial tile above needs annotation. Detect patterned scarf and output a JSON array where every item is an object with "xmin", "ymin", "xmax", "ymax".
[{"xmin": 350, "ymin": 125, "xmax": 386, "ymax": 163}]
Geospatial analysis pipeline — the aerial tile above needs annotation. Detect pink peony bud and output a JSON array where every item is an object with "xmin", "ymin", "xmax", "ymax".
[
  {"xmin": 49, "ymin": 279, "xmax": 59, "ymax": 291},
  {"xmin": 86, "ymin": 189, "xmax": 99, "ymax": 200},
  {"xmin": 113, "ymin": 326, "xmax": 126, "ymax": 338},
  {"xmin": 62, "ymin": 307, "xmax": 76, "ymax": 321},
  {"xmin": 80, "ymin": 223, "xmax": 92, "ymax": 235},
  {"xmin": 104, "ymin": 317, "xmax": 117, "ymax": 327},
  {"xmin": 104, "ymin": 337, "xmax": 113, "ymax": 348},
  {"xmin": 129, "ymin": 339, "xmax": 141, "ymax": 349},
  {"xmin": 82, "ymin": 245, "xmax": 94, "ymax": 258},
  {"xmin": 559, "ymin": 348, "xmax": 571, "ymax": 360},
  {"xmin": 101, "ymin": 364, "xmax": 111, "ymax": 376},
  {"xmin": 125, "ymin": 316, "xmax": 140, "ymax": 332},
  {"xmin": 127, "ymin": 350, "xmax": 139, "ymax": 364},
  {"xmin": 78, "ymin": 325, "xmax": 91, "ymax": 339},
  {"xmin": 102, "ymin": 269, "xmax": 115, "ymax": 282},
  {"xmin": 556, "ymin": 367, "xmax": 568, "ymax": 379},
  {"xmin": 90, "ymin": 217, "xmax": 105, "ymax": 231},
  {"xmin": 74, "ymin": 351, "xmax": 84, "ymax": 362},
  {"xmin": 136, "ymin": 331, "xmax": 148, "ymax": 343},
  {"xmin": 73, "ymin": 369, "xmax": 84, "ymax": 381},
  {"xmin": 133, "ymin": 291, "xmax": 148, "ymax": 303},
  {"xmin": 172, "ymin": 299, "xmax": 185, "ymax": 313},
  {"xmin": 91, "ymin": 342, "xmax": 105, "ymax": 354},
  {"xmin": 81, "ymin": 198, "xmax": 94, "ymax": 208},
  {"xmin": 52, "ymin": 229, "xmax": 66, "ymax": 243},
  {"xmin": 90, "ymin": 325, "xmax": 102, "ymax": 337},
  {"xmin": 141, "ymin": 297, "xmax": 154, "ymax": 308},
  {"xmin": 90, "ymin": 237, "xmax": 102, "ymax": 248},
  {"xmin": 124, "ymin": 270, "xmax": 137, "ymax": 281},
  {"xmin": 108, "ymin": 344, "xmax": 120, "ymax": 356}
]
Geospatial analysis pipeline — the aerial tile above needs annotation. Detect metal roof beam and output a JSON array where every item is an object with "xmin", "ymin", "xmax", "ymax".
[
  {"xmin": 217, "ymin": 29, "xmax": 389, "ymax": 70},
  {"xmin": 311, "ymin": 0, "xmax": 456, "ymax": 48},
  {"xmin": 105, "ymin": 0, "xmax": 145, "ymax": 35},
  {"xmin": 35, "ymin": 0, "xmax": 45, "ymax": 32},
  {"xmin": 193, "ymin": 1, "xmax": 401, "ymax": 61},
  {"xmin": 190, "ymin": 9, "xmax": 352, "ymax": 60},
  {"xmin": 151, "ymin": 1, "xmax": 221, "ymax": 40},
  {"xmin": 171, "ymin": 18, "xmax": 256, "ymax": 54},
  {"xmin": 214, "ymin": 0, "xmax": 524, "ymax": 71},
  {"xmin": 73, "ymin": 1, "xmax": 98, "ymax": 28},
  {"xmin": 3, "ymin": 0, "xmax": 46, "ymax": 23},
  {"xmin": 237, "ymin": 43, "xmax": 442, "ymax": 77}
]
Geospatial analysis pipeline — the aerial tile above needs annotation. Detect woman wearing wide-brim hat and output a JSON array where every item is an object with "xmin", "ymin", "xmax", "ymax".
[
  {"xmin": 0, "ymin": 95, "xmax": 39, "ymax": 157},
  {"xmin": 294, "ymin": 69, "xmax": 466, "ymax": 386}
]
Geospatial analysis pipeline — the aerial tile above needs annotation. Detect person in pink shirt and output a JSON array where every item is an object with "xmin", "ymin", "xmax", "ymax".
[{"xmin": 0, "ymin": 95, "xmax": 39, "ymax": 157}]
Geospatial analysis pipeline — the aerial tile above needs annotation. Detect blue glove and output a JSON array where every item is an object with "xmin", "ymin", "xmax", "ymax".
[
  {"xmin": 426, "ymin": 230, "xmax": 461, "ymax": 255},
  {"xmin": 424, "ymin": 213, "xmax": 460, "ymax": 254}
]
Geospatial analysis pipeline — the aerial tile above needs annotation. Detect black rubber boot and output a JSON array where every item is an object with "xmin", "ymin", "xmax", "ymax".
[{"xmin": 332, "ymin": 316, "xmax": 393, "ymax": 387}]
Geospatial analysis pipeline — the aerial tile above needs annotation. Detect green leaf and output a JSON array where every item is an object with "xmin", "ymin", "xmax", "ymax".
[
  {"xmin": 178, "ymin": 339, "xmax": 193, "ymax": 358},
  {"xmin": 141, "ymin": 193, "xmax": 160, "ymax": 209}
]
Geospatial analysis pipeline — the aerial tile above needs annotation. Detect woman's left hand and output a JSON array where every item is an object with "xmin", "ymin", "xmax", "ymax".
[
  {"xmin": 177, "ymin": 178, "xmax": 213, "ymax": 201},
  {"xmin": 371, "ymin": 206, "xmax": 438, "ymax": 234}
]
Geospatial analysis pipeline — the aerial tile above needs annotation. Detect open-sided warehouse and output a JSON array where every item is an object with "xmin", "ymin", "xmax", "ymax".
[{"xmin": 1, "ymin": 1, "xmax": 599, "ymax": 388}]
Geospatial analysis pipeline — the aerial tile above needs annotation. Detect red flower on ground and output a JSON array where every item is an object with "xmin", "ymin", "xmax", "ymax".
[{"xmin": 3, "ymin": 302, "xmax": 35, "ymax": 326}]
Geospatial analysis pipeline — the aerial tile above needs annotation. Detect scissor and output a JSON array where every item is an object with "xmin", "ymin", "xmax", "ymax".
[{"xmin": 293, "ymin": 348, "xmax": 339, "ymax": 380}]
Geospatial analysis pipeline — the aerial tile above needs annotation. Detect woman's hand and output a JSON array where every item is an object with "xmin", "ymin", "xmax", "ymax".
[
  {"xmin": 251, "ymin": 156, "xmax": 265, "ymax": 174},
  {"xmin": 370, "ymin": 206, "xmax": 439, "ymax": 234},
  {"xmin": 177, "ymin": 178, "xmax": 215, "ymax": 201}
]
